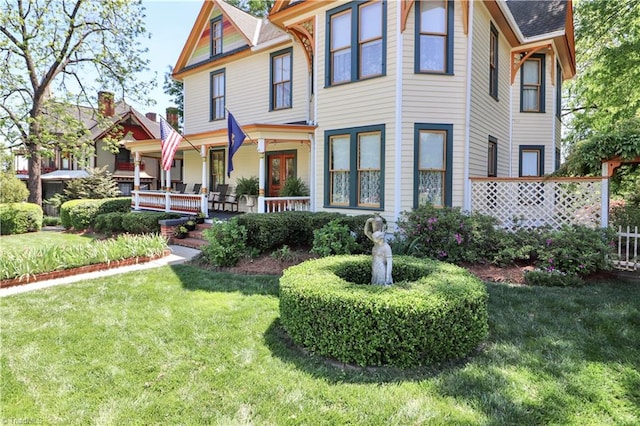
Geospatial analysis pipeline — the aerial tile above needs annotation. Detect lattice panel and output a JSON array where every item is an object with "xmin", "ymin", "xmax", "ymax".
[{"xmin": 471, "ymin": 179, "xmax": 603, "ymax": 229}]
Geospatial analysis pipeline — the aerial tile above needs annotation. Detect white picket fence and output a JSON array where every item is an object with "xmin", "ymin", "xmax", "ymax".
[{"xmin": 614, "ymin": 226, "xmax": 639, "ymax": 271}]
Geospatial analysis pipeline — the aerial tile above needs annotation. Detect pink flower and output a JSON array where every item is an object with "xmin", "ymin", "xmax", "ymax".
[{"xmin": 454, "ymin": 233, "xmax": 462, "ymax": 244}]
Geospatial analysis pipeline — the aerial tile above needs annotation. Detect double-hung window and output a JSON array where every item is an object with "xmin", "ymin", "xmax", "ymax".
[
  {"xmin": 488, "ymin": 136, "xmax": 498, "ymax": 177},
  {"xmin": 519, "ymin": 145, "xmax": 544, "ymax": 177},
  {"xmin": 326, "ymin": 1, "xmax": 386, "ymax": 86},
  {"xmin": 326, "ymin": 125, "xmax": 384, "ymax": 209},
  {"xmin": 211, "ymin": 17, "xmax": 222, "ymax": 57},
  {"xmin": 416, "ymin": 0, "xmax": 454, "ymax": 74},
  {"xmin": 489, "ymin": 23, "xmax": 499, "ymax": 99},
  {"xmin": 556, "ymin": 61, "xmax": 562, "ymax": 118},
  {"xmin": 414, "ymin": 123, "xmax": 453, "ymax": 207},
  {"xmin": 271, "ymin": 48, "xmax": 292, "ymax": 110},
  {"xmin": 520, "ymin": 54, "xmax": 545, "ymax": 112},
  {"xmin": 210, "ymin": 69, "xmax": 225, "ymax": 121}
]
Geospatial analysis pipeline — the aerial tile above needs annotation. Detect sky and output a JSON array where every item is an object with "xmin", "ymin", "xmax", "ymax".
[{"xmin": 127, "ymin": 0, "xmax": 203, "ymax": 116}]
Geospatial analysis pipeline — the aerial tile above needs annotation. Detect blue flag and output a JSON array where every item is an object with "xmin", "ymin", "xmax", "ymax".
[{"xmin": 227, "ymin": 112, "xmax": 246, "ymax": 177}]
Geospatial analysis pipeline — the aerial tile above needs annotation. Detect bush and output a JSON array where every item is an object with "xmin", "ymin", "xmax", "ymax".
[
  {"xmin": 394, "ymin": 204, "xmax": 501, "ymax": 263},
  {"xmin": 43, "ymin": 216, "xmax": 61, "ymax": 227},
  {"xmin": 523, "ymin": 269, "xmax": 584, "ymax": 287},
  {"xmin": 60, "ymin": 198, "xmax": 131, "ymax": 230},
  {"xmin": 611, "ymin": 203, "xmax": 640, "ymax": 229},
  {"xmin": 94, "ymin": 212, "xmax": 126, "ymax": 235},
  {"xmin": 279, "ymin": 176, "xmax": 309, "ymax": 197},
  {"xmin": 202, "ymin": 220, "xmax": 248, "ymax": 267},
  {"xmin": 120, "ymin": 212, "xmax": 180, "ymax": 234},
  {"xmin": 0, "ymin": 172, "xmax": 29, "ymax": 203},
  {"xmin": 280, "ymin": 255, "xmax": 488, "ymax": 368},
  {"xmin": 0, "ymin": 203, "xmax": 43, "ymax": 235},
  {"xmin": 311, "ymin": 219, "xmax": 357, "ymax": 257}
]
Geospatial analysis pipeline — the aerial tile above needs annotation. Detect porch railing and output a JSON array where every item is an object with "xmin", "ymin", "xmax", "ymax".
[
  {"xmin": 132, "ymin": 191, "xmax": 206, "ymax": 215},
  {"xmin": 263, "ymin": 196, "xmax": 311, "ymax": 213},
  {"xmin": 470, "ymin": 177, "xmax": 603, "ymax": 229},
  {"xmin": 614, "ymin": 226, "xmax": 639, "ymax": 271}
]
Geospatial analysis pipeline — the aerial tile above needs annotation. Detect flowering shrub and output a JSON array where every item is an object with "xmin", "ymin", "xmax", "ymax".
[
  {"xmin": 524, "ymin": 269, "xmax": 584, "ymax": 287},
  {"xmin": 393, "ymin": 204, "xmax": 501, "ymax": 264}
]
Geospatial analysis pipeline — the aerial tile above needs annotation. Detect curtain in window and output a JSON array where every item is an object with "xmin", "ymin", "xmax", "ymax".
[
  {"xmin": 331, "ymin": 12, "xmax": 351, "ymax": 84},
  {"xmin": 420, "ymin": 0, "xmax": 446, "ymax": 72},
  {"xmin": 359, "ymin": 2, "xmax": 382, "ymax": 78},
  {"xmin": 358, "ymin": 133, "xmax": 381, "ymax": 206},
  {"xmin": 522, "ymin": 60, "xmax": 539, "ymax": 111},
  {"xmin": 418, "ymin": 131, "xmax": 445, "ymax": 206},
  {"xmin": 331, "ymin": 136, "xmax": 350, "ymax": 204}
]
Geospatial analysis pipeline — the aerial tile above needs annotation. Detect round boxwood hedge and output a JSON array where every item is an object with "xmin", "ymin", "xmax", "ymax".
[{"xmin": 279, "ymin": 255, "xmax": 488, "ymax": 368}]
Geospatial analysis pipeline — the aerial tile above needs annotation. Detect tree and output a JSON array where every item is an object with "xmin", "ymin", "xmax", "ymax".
[
  {"xmin": 227, "ymin": 0, "xmax": 274, "ymax": 17},
  {"xmin": 0, "ymin": 0, "xmax": 152, "ymax": 207},
  {"xmin": 163, "ymin": 65, "xmax": 183, "ymax": 120}
]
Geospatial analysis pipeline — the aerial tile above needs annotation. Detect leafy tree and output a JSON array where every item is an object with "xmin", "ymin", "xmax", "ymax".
[
  {"xmin": 163, "ymin": 65, "xmax": 184, "ymax": 121},
  {"xmin": 227, "ymin": 0, "xmax": 274, "ymax": 17},
  {"xmin": 0, "ymin": 0, "xmax": 152, "ymax": 207},
  {"xmin": 0, "ymin": 172, "xmax": 29, "ymax": 203}
]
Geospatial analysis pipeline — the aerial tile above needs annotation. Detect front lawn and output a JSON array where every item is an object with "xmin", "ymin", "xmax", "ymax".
[
  {"xmin": 1, "ymin": 266, "xmax": 638, "ymax": 424},
  {"xmin": 0, "ymin": 230, "xmax": 96, "ymax": 255}
]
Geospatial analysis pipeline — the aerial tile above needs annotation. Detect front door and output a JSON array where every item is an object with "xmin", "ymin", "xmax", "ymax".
[{"xmin": 267, "ymin": 153, "xmax": 295, "ymax": 196}]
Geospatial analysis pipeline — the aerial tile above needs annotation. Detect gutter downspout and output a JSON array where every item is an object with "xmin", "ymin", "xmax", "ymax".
[
  {"xmin": 394, "ymin": 0, "xmax": 403, "ymax": 227},
  {"xmin": 463, "ymin": 0, "xmax": 474, "ymax": 211},
  {"xmin": 310, "ymin": 15, "xmax": 319, "ymax": 212}
]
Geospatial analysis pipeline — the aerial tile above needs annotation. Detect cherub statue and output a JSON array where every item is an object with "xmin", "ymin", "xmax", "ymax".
[{"xmin": 364, "ymin": 216, "xmax": 393, "ymax": 285}]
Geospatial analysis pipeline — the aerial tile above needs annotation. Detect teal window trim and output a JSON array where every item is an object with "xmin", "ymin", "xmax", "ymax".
[
  {"xmin": 209, "ymin": 68, "xmax": 225, "ymax": 122},
  {"xmin": 324, "ymin": 1, "xmax": 387, "ymax": 87},
  {"xmin": 555, "ymin": 61, "xmax": 562, "ymax": 119},
  {"xmin": 519, "ymin": 53, "xmax": 545, "ymax": 113},
  {"xmin": 413, "ymin": 123, "xmax": 453, "ymax": 208},
  {"xmin": 489, "ymin": 22, "xmax": 499, "ymax": 100},
  {"xmin": 270, "ymin": 47, "xmax": 293, "ymax": 111},
  {"xmin": 518, "ymin": 145, "xmax": 545, "ymax": 176},
  {"xmin": 324, "ymin": 124, "xmax": 385, "ymax": 210},
  {"xmin": 555, "ymin": 147, "xmax": 561, "ymax": 171},
  {"xmin": 415, "ymin": 0, "xmax": 454, "ymax": 75},
  {"xmin": 488, "ymin": 135, "xmax": 498, "ymax": 177},
  {"xmin": 210, "ymin": 17, "xmax": 223, "ymax": 57}
]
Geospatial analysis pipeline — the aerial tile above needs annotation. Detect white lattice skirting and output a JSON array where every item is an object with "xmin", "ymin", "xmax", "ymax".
[{"xmin": 470, "ymin": 177, "xmax": 603, "ymax": 229}]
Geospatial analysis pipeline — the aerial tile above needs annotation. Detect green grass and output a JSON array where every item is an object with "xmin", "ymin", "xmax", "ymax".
[
  {"xmin": 1, "ymin": 266, "xmax": 638, "ymax": 424},
  {"xmin": 0, "ymin": 230, "xmax": 96, "ymax": 255}
]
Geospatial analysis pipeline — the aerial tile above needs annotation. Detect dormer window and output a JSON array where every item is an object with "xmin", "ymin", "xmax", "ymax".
[{"xmin": 210, "ymin": 17, "xmax": 223, "ymax": 57}]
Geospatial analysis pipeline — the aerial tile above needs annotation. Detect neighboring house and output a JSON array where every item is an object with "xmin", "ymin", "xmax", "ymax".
[
  {"xmin": 126, "ymin": 0, "xmax": 576, "ymax": 226},
  {"xmin": 14, "ymin": 92, "xmax": 163, "ymax": 210}
]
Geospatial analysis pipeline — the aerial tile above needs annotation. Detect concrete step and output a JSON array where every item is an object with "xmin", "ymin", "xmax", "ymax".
[{"xmin": 171, "ymin": 236, "xmax": 208, "ymax": 250}]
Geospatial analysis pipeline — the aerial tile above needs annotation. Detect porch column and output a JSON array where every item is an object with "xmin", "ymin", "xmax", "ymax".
[
  {"xmin": 201, "ymin": 145, "xmax": 208, "ymax": 216},
  {"xmin": 166, "ymin": 169, "xmax": 172, "ymax": 192},
  {"xmin": 258, "ymin": 138, "xmax": 266, "ymax": 213},
  {"xmin": 133, "ymin": 152, "xmax": 141, "ymax": 211},
  {"xmin": 601, "ymin": 163, "xmax": 609, "ymax": 228}
]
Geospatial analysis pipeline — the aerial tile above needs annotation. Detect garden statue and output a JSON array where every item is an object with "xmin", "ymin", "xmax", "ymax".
[{"xmin": 364, "ymin": 214, "xmax": 393, "ymax": 285}]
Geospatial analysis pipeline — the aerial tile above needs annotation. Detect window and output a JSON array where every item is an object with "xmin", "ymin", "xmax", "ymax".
[
  {"xmin": 326, "ymin": 1, "xmax": 386, "ymax": 86},
  {"xmin": 556, "ymin": 61, "xmax": 562, "ymax": 118},
  {"xmin": 210, "ymin": 69, "xmax": 225, "ymax": 121},
  {"xmin": 488, "ymin": 136, "xmax": 497, "ymax": 177},
  {"xmin": 210, "ymin": 149, "xmax": 225, "ymax": 189},
  {"xmin": 270, "ymin": 48, "xmax": 292, "ymax": 110},
  {"xmin": 415, "ymin": 0, "xmax": 454, "ymax": 74},
  {"xmin": 210, "ymin": 17, "xmax": 223, "ymax": 57},
  {"xmin": 414, "ymin": 123, "xmax": 453, "ymax": 207},
  {"xmin": 520, "ymin": 54, "xmax": 545, "ymax": 112},
  {"xmin": 489, "ymin": 23, "xmax": 499, "ymax": 99},
  {"xmin": 555, "ymin": 147, "xmax": 561, "ymax": 171},
  {"xmin": 61, "ymin": 152, "xmax": 71, "ymax": 170},
  {"xmin": 325, "ymin": 125, "xmax": 385, "ymax": 209},
  {"xmin": 519, "ymin": 145, "xmax": 544, "ymax": 177}
]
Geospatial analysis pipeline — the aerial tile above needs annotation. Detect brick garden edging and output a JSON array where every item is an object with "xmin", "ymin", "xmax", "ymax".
[{"xmin": 0, "ymin": 249, "xmax": 171, "ymax": 289}]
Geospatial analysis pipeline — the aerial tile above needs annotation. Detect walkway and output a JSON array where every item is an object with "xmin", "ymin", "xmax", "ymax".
[{"xmin": 0, "ymin": 245, "xmax": 201, "ymax": 298}]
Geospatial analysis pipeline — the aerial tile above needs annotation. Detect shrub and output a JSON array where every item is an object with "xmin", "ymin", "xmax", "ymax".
[
  {"xmin": 394, "ymin": 204, "xmax": 501, "ymax": 263},
  {"xmin": 610, "ymin": 202, "xmax": 640, "ymax": 229},
  {"xmin": 54, "ymin": 166, "xmax": 121, "ymax": 206},
  {"xmin": 280, "ymin": 255, "xmax": 489, "ymax": 368},
  {"xmin": 492, "ymin": 226, "xmax": 545, "ymax": 266},
  {"xmin": 311, "ymin": 219, "xmax": 357, "ymax": 257},
  {"xmin": 93, "ymin": 212, "xmax": 126, "ymax": 235},
  {"xmin": 121, "ymin": 212, "xmax": 180, "ymax": 234},
  {"xmin": 279, "ymin": 176, "xmax": 309, "ymax": 197},
  {"xmin": 97, "ymin": 198, "xmax": 132, "ymax": 215},
  {"xmin": 202, "ymin": 220, "xmax": 248, "ymax": 267},
  {"xmin": 524, "ymin": 269, "xmax": 584, "ymax": 287},
  {"xmin": 60, "ymin": 198, "xmax": 131, "ymax": 230},
  {"xmin": 43, "ymin": 216, "xmax": 61, "ymax": 227},
  {"xmin": 0, "ymin": 203, "xmax": 43, "ymax": 235},
  {"xmin": 0, "ymin": 172, "xmax": 29, "ymax": 203}
]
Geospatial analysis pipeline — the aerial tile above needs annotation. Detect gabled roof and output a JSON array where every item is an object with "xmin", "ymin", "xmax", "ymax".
[
  {"xmin": 173, "ymin": 0, "xmax": 288, "ymax": 78},
  {"xmin": 505, "ymin": 0, "xmax": 568, "ymax": 38}
]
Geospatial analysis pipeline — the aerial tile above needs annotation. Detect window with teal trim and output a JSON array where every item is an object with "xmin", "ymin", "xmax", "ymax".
[
  {"xmin": 414, "ymin": 123, "xmax": 453, "ymax": 207},
  {"xmin": 519, "ymin": 145, "xmax": 544, "ymax": 176},
  {"xmin": 325, "ymin": 125, "xmax": 385, "ymax": 209},
  {"xmin": 270, "ymin": 48, "xmax": 292, "ymax": 110},
  {"xmin": 489, "ymin": 23, "xmax": 499, "ymax": 99},
  {"xmin": 326, "ymin": 1, "xmax": 386, "ymax": 86},
  {"xmin": 556, "ymin": 61, "xmax": 562, "ymax": 118},
  {"xmin": 210, "ymin": 17, "xmax": 223, "ymax": 57},
  {"xmin": 415, "ymin": 0, "xmax": 454, "ymax": 74},
  {"xmin": 520, "ymin": 54, "xmax": 545, "ymax": 112},
  {"xmin": 210, "ymin": 69, "xmax": 225, "ymax": 121}
]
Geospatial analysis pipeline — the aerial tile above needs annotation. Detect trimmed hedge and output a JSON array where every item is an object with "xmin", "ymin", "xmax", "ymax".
[
  {"xmin": 60, "ymin": 197, "xmax": 131, "ymax": 230},
  {"xmin": 94, "ymin": 211, "xmax": 181, "ymax": 235},
  {"xmin": 0, "ymin": 203, "xmax": 43, "ymax": 235},
  {"xmin": 279, "ymin": 255, "xmax": 488, "ymax": 368}
]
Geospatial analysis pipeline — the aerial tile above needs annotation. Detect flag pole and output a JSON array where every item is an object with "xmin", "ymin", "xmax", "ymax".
[
  {"xmin": 224, "ymin": 107, "xmax": 257, "ymax": 144},
  {"xmin": 158, "ymin": 114, "xmax": 201, "ymax": 155}
]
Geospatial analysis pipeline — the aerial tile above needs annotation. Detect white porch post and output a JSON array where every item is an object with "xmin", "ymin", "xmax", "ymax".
[
  {"xmin": 201, "ymin": 145, "xmax": 208, "ymax": 216},
  {"xmin": 258, "ymin": 138, "xmax": 266, "ymax": 213},
  {"xmin": 133, "ymin": 152, "xmax": 141, "ymax": 211},
  {"xmin": 160, "ymin": 169, "xmax": 165, "ymax": 191},
  {"xmin": 601, "ymin": 163, "xmax": 609, "ymax": 228}
]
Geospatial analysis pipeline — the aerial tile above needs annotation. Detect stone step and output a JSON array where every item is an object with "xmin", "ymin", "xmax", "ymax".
[{"xmin": 171, "ymin": 236, "xmax": 208, "ymax": 250}]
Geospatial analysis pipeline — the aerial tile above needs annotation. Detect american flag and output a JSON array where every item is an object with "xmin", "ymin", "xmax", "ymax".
[{"xmin": 160, "ymin": 118, "xmax": 183, "ymax": 171}]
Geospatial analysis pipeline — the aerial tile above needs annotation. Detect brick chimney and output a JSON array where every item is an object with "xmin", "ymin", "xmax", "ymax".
[
  {"xmin": 98, "ymin": 91, "xmax": 115, "ymax": 117},
  {"xmin": 145, "ymin": 112, "xmax": 157, "ymax": 122},
  {"xmin": 166, "ymin": 107, "xmax": 180, "ymax": 130}
]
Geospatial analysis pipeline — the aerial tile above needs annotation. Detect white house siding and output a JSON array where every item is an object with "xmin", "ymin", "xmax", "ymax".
[
  {"xmin": 312, "ymin": 1, "xmax": 398, "ymax": 223},
  {"xmin": 182, "ymin": 150, "xmax": 203, "ymax": 189},
  {"xmin": 468, "ymin": 3, "xmax": 511, "ymax": 180},
  {"xmin": 401, "ymin": 1, "xmax": 468, "ymax": 209},
  {"xmin": 511, "ymin": 52, "xmax": 556, "ymax": 175},
  {"xmin": 183, "ymin": 41, "xmax": 309, "ymax": 136}
]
